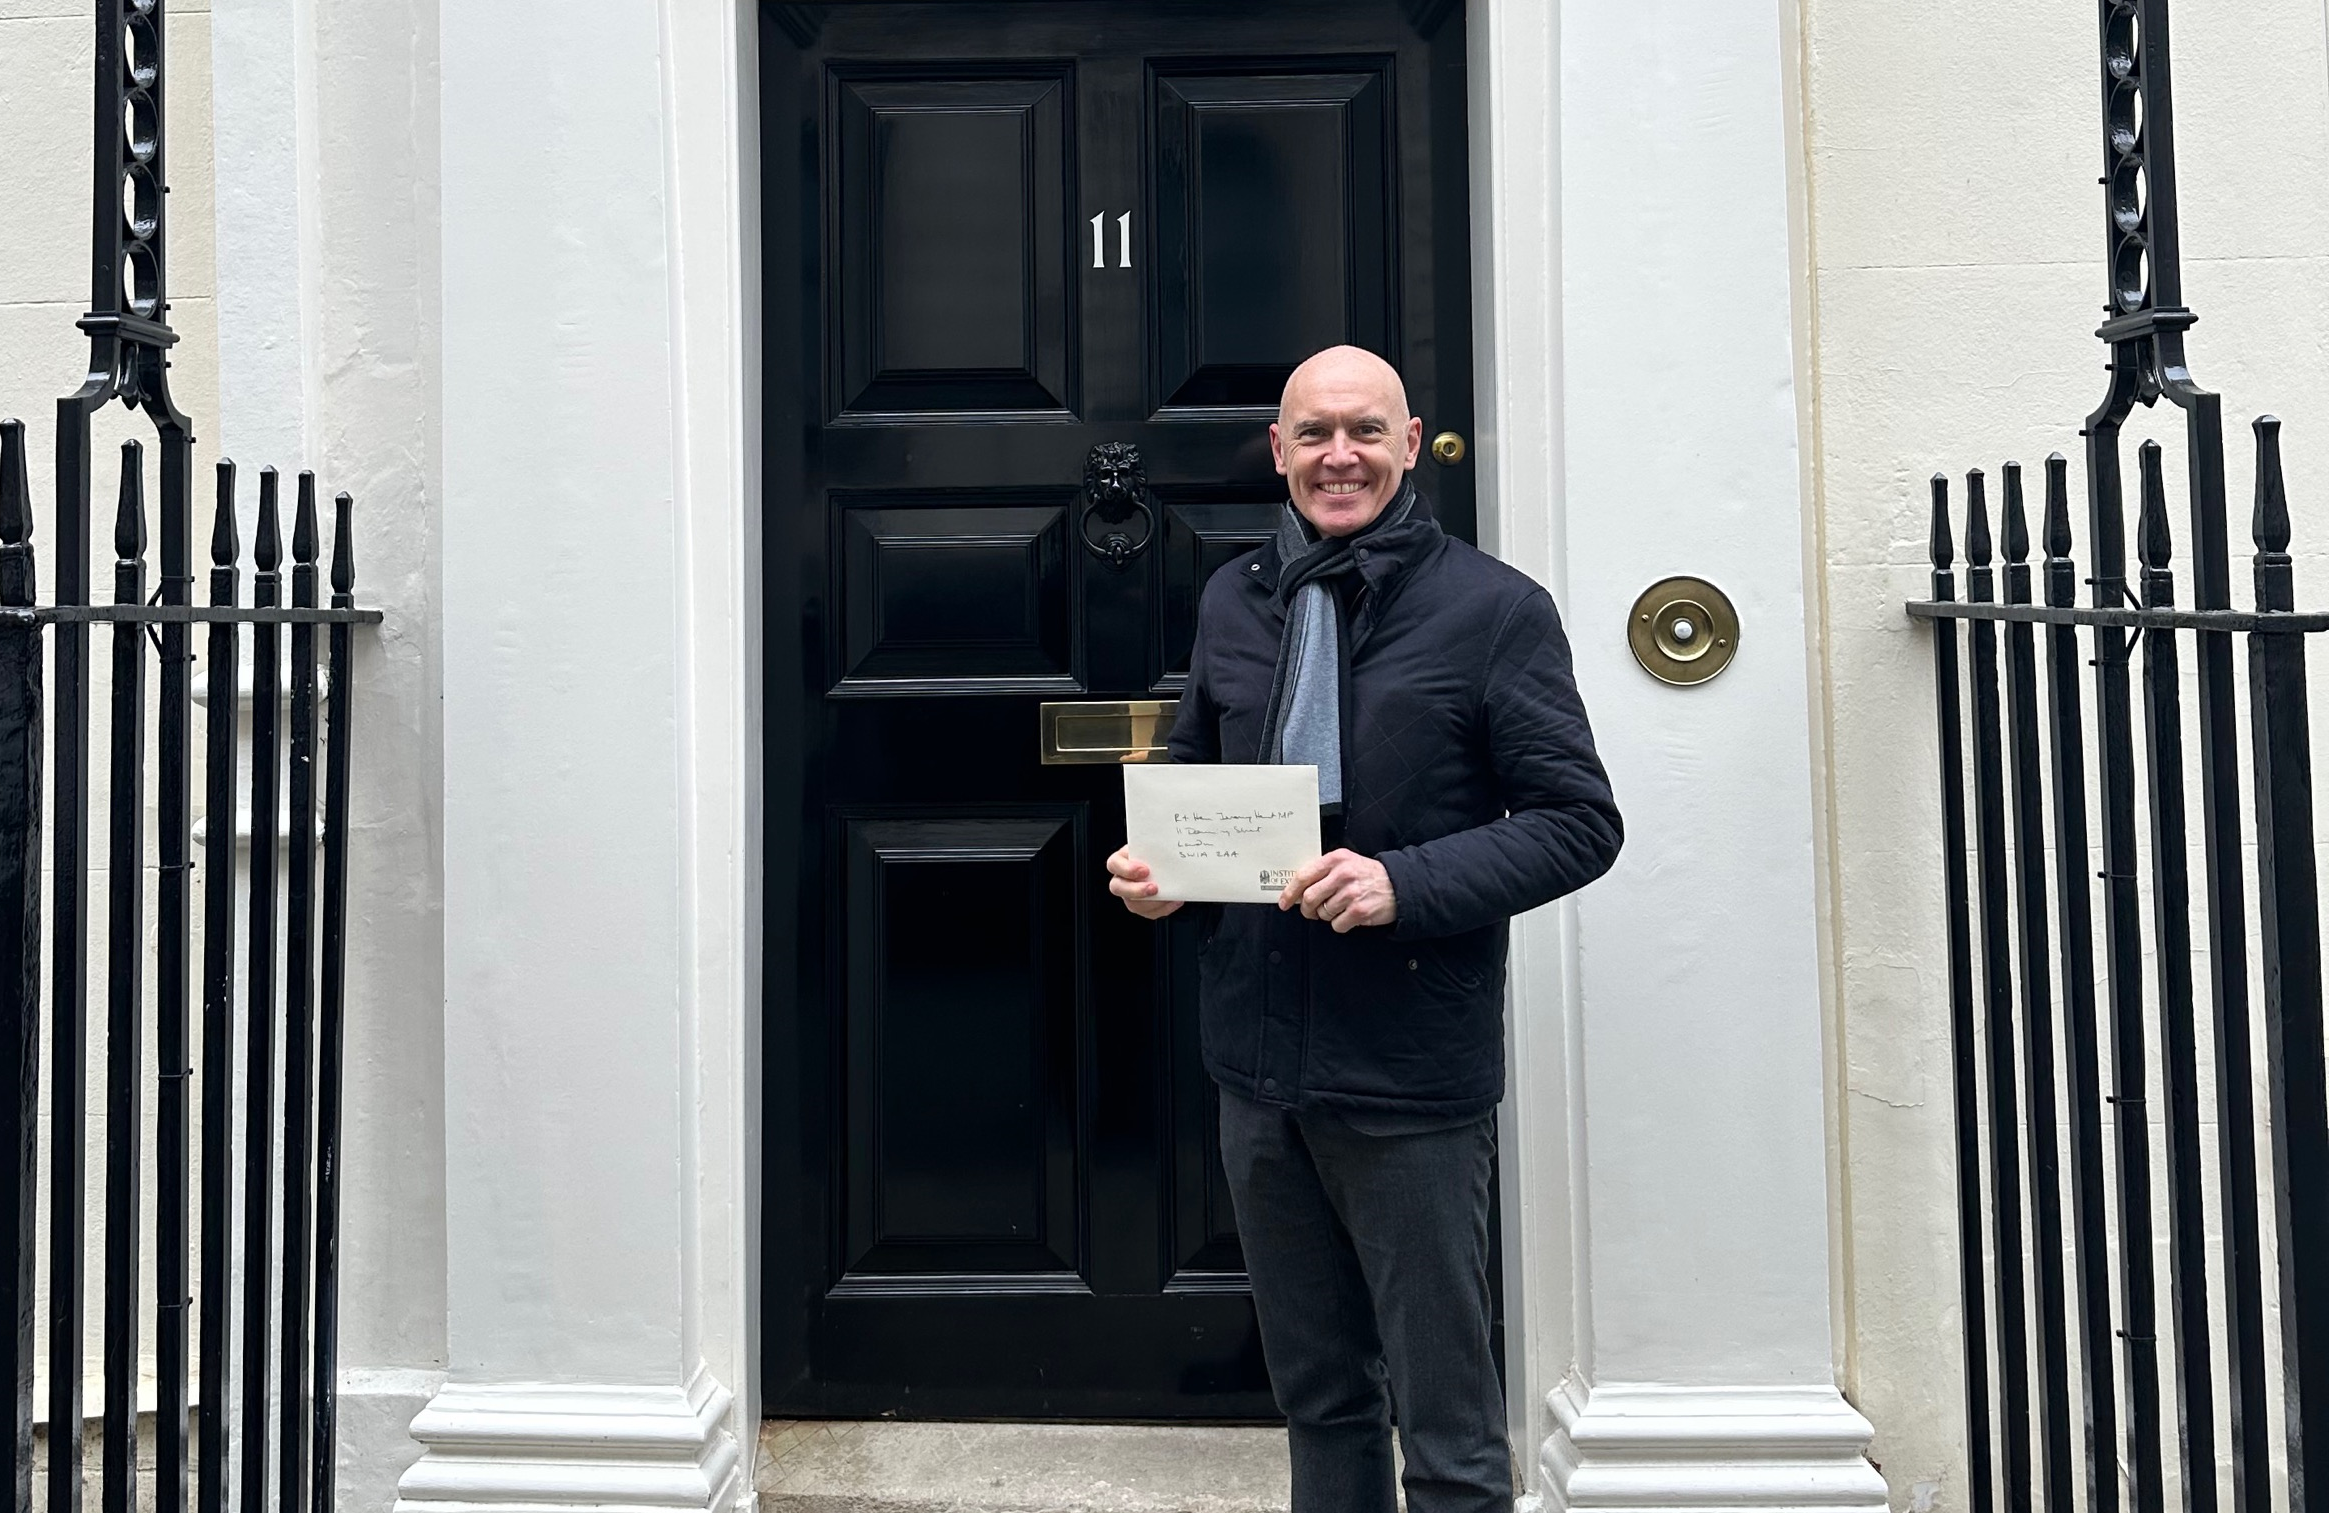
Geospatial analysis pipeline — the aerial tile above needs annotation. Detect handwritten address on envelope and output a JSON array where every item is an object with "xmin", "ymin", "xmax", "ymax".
[{"xmin": 1123, "ymin": 764, "xmax": 1323, "ymax": 903}]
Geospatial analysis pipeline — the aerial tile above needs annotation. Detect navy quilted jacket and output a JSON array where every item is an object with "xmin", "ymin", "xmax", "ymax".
[{"xmin": 1167, "ymin": 494, "xmax": 1622, "ymax": 1117}]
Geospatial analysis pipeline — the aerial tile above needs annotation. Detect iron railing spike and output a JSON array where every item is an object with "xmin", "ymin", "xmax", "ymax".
[
  {"xmin": 2044, "ymin": 455, "xmax": 2074, "ymax": 561},
  {"xmin": 2254, "ymin": 416, "xmax": 2290, "ymax": 557},
  {"xmin": 2137, "ymin": 440, "xmax": 2172, "ymax": 578},
  {"xmin": 196, "ymin": 440, "xmax": 242, "ymax": 1513},
  {"xmin": 294, "ymin": 471, "xmax": 319, "ymax": 566},
  {"xmin": 1931, "ymin": 474, "xmax": 1954, "ymax": 570},
  {"xmin": 239, "ymin": 460, "xmax": 285, "ymax": 1513},
  {"xmin": 331, "ymin": 494, "xmax": 354, "ymax": 598},
  {"xmin": 1967, "ymin": 469, "xmax": 1993, "ymax": 567},
  {"xmin": 279, "ymin": 463, "xmax": 322, "ymax": 1513},
  {"xmin": 212, "ymin": 461, "xmax": 239, "ymax": 568},
  {"xmin": 255, "ymin": 468, "xmax": 281, "ymax": 573},
  {"xmin": 115, "ymin": 441, "xmax": 146, "ymax": 563},
  {"xmin": 0, "ymin": 422, "xmax": 28, "ymax": 548},
  {"xmin": 2004, "ymin": 464, "xmax": 2031, "ymax": 564}
]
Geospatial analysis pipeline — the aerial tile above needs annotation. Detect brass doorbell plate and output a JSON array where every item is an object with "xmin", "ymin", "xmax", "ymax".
[{"xmin": 1628, "ymin": 576, "xmax": 1739, "ymax": 686}]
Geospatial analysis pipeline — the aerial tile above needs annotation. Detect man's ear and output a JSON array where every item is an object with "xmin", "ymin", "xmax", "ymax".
[
  {"xmin": 1269, "ymin": 422, "xmax": 1289, "ymax": 475},
  {"xmin": 1403, "ymin": 415, "xmax": 1424, "ymax": 469}
]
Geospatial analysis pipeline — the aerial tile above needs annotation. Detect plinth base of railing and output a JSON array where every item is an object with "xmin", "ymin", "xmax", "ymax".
[
  {"xmin": 1541, "ymin": 1379, "xmax": 1887, "ymax": 1513},
  {"xmin": 394, "ymin": 1370, "xmax": 741, "ymax": 1513}
]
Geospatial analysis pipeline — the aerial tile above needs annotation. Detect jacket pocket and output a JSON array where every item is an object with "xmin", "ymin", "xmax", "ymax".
[
  {"xmin": 1399, "ymin": 926, "xmax": 1500, "ymax": 1000},
  {"xmin": 1305, "ymin": 926, "xmax": 1503, "ymax": 1104}
]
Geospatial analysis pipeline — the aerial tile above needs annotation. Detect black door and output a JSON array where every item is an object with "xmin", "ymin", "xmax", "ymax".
[{"xmin": 761, "ymin": 0, "xmax": 1477, "ymax": 1419}]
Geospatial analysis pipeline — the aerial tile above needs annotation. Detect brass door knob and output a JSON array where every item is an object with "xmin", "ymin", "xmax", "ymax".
[
  {"xmin": 1628, "ymin": 576, "xmax": 1740, "ymax": 685},
  {"xmin": 1430, "ymin": 431, "xmax": 1467, "ymax": 465}
]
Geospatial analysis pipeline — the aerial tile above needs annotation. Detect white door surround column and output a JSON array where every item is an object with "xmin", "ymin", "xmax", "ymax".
[
  {"xmin": 1468, "ymin": 0, "xmax": 1886, "ymax": 1506},
  {"xmin": 398, "ymin": 0, "xmax": 760, "ymax": 1507}
]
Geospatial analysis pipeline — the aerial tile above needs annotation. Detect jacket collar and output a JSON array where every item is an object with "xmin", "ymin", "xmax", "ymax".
[{"xmin": 1255, "ymin": 483, "xmax": 1443, "ymax": 597}]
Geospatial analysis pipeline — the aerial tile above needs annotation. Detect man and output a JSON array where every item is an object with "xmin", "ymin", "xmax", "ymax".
[{"xmin": 1106, "ymin": 346, "xmax": 1622, "ymax": 1513}]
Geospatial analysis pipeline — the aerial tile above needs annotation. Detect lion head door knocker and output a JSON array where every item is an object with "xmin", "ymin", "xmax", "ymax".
[{"xmin": 1079, "ymin": 441, "xmax": 1156, "ymax": 569}]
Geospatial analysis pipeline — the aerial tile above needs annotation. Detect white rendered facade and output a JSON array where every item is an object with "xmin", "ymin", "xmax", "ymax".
[{"xmin": 1, "ymin": 0, "xmax": 2327, "ymax": 1508}]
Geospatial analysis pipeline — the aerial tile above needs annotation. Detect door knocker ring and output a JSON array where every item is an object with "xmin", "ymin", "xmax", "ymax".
[{"xmin": 1079, "ymin": 441, "xmax": 1156, "ymax": 570}]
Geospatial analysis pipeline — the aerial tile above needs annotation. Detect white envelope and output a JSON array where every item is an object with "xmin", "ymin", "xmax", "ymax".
[{"xmin": 1123, "ymin": 764, "xmax": 1323, "ymax": 904}]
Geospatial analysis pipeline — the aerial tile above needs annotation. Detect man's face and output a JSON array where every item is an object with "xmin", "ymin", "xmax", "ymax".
[{"xmin": 1269, "ymin": 350, "xmax": 1425, "ymax": 538}]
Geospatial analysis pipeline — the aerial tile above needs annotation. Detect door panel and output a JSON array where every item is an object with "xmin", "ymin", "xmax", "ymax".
[
  {"xmin": 832, "ymin": 495, "xmax": 1083, "ymax": 693},
  {"xmin": 838, "ymin": 814, "xmax": 1082, "ymax": 1287},
  {"xmin": 763, "ymin": 0, "xmax": 1476, "ymax": 1420},
  {"xmin": 1163, "ymin": 924, "xmax": 1247, "ymax": 1284},
  {"xmin": 1153, "ymin": 495, "xmax": 1282, "ymax": 692},
  {"xmin": 1151, "ymin": 64, "xmax": 1395, "ymax": 411},
  {"xmin": 830, "ymin": 70, "xmax": 1077, "ymax": 417}
]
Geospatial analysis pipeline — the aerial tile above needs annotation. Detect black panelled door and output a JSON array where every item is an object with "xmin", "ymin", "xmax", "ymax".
[{"xmin": 761, "ymin": 0, "xmax": 1476, "ymax": 1419}]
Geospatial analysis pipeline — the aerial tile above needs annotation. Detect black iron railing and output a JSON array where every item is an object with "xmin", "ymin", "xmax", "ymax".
[
  {"xmin": 0, "ymin": 4, "xmax": 382, "ymax": 1513},
  {"xmin": 1907, "ymin": 3, "xmax": 2329, "ymax": 1510}
]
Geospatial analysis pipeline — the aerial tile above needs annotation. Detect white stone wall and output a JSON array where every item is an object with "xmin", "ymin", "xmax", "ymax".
[{"xmin": 1800, "ymin": 0, "xmax": 2329, "ymax": 1504}]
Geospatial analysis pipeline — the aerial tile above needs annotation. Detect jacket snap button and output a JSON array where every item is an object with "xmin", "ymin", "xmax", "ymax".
[
  {"xmin": 1268, "ymin": 950, "xmax": 1283, "ymax": 964},
  {"xmin": 1408, "ymin": 959, "xmax": 1419, "ymax": 970},
  {"xmin": 1262, "ymin": 1077, "xmax": 1278, "ymax": 1093}
]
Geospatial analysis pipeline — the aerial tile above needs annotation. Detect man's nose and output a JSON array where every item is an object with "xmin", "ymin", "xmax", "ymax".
[{"xmin": 1324, "ymin": 430, "xmax": 1361, "ymax": 466}]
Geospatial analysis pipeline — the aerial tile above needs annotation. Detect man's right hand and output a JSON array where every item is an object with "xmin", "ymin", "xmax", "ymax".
[{"xmin": 1107, "ymin": 845, "xmax": 1184, "ymax": 920}]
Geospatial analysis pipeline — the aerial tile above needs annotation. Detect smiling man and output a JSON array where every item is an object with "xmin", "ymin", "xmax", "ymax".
[{"xmin": 1105, "ymin": 346, "xmax": 1624, "ymax": 1513}]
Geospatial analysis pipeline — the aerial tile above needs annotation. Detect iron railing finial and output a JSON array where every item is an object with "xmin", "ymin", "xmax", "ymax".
[
  {"xmin": 0, "ymin": 425, "xmax": 28, "ymax": 551},
  {"xmin": 2253, "ymin": 417, "xmax": 2290, "ymax": 557},
  {"xmin": 211, "ymin": 463, "xmax": 239, "ymax": 569},
  {"xmin": 2137, "ymin": 440, "xmax": 2173, "ymax": 602},
  {"xmin": 114, "ymin": 442, "xmax": 146, "ymax": 564},
  {"xmin": 2043, "ymin": 456, "xmax": 2074, "ymax": 563},
  {"xmin": 1930, "ymin": 474, "xmax": 1955, "ymax": 571},
  {"xmin": 331, "ymin": 495, "xmax": 355, "ymax": 600},
  {"xmin": 255, "ymin": 469, "xmax": 282, "ymax": 575},
  {"xmin": 1967, "ymin": 469, "xmax": 1994, "ymax": 569},
  {"xmin": 2004, "ymin": 464, "xmax": 2031, "ymax": 565}
]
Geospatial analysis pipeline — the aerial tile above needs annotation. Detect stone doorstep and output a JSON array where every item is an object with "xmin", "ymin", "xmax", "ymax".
[{"xmin": 757, "ymin": 1420, "xmax": 1299, "ymax": 1513}]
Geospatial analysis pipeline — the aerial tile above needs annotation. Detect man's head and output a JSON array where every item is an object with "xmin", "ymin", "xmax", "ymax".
[{"xmin": 1270, "ymin": 345, "xmax": 1424, "ymax": 538}]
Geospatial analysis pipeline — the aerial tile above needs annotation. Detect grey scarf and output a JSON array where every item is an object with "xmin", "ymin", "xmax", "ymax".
[{"xmin": 1258, "ymin": 486, "xmax": 1422, "ymax": 810}]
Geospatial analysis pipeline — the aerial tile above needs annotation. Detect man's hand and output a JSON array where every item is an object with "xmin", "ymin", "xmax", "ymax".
[
  {"xmin": 1280, "ymin": 849, "xmax": 1397, "ymax": 932},
  {"xmin": 1107, "ymin": 846, "xmax": 1185, "ymax": 920}
]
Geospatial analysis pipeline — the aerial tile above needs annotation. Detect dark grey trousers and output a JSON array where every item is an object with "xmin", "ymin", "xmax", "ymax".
[{"xmin": 1217, "ymin": 1089, "xmax": 1512, "ymax": 1513}]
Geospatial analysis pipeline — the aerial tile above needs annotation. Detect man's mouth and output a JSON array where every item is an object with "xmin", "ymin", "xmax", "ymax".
[{"xmin": 1316, "ymin": 481, "xmax": 1369, "ymax": 497}]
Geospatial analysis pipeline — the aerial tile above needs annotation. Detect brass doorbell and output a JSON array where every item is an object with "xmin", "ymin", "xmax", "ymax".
[{"xmin": 1628, "ymin": 576, "xmax": 1740, "ymax": 686}]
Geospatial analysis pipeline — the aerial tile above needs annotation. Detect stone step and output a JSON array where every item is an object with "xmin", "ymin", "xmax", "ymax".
[{"xmin": 757, "ymin": 1421, "xmax": 1295, "ymax": 1513}]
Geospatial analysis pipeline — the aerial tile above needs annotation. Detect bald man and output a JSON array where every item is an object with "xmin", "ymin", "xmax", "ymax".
[{"xmin": 1107, "ymin": 347, "xmax": 1623, "ymax": 1513}]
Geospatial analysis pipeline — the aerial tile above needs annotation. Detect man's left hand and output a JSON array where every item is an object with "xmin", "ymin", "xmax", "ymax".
[{"xmin": 1280, "ymin": 849, "xmax": 1397, "ymax": 932}]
